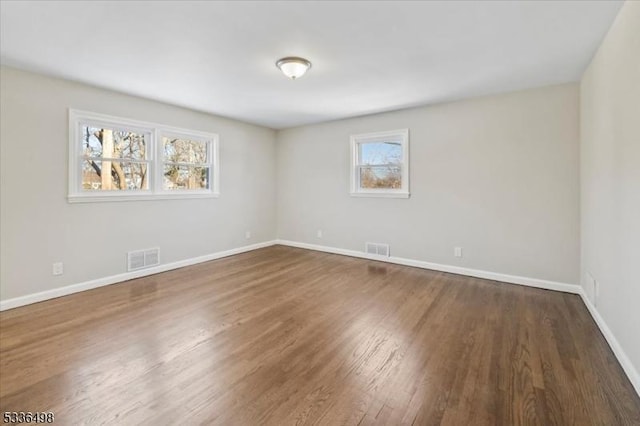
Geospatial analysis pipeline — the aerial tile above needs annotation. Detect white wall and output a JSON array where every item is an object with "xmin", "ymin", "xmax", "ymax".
[
  {"xmin": 580, "ymin": 1, "xmax": 640, "ymax": 387},
  {"xmin": 277, "ymin": 84, "xmax": 580, "ymax": 284},
  {"xmin": 0, "ymin": 66, "xmax": 277, "ymax": 301},
  {"xmin": 0, "ymin": 68, "xmax": 583, "ymax": 304}
]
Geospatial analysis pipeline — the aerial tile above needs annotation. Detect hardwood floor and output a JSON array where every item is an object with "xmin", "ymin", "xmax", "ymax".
[{"xmin": 1, "ymin": 245, "xmax": 639, "ymax": 425}]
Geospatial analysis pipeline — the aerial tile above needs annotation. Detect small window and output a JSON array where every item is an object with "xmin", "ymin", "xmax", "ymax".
[
  {"xmin": 350, "ymin": 129, "xmax": 409, "ymax": 198},
  {"xmin": 68, "ymin": 110, "xmax": 219, "ymax": 202},
  {"xmin": 160, "ymin": 133, "xmax": 213, "ymax": 192}
]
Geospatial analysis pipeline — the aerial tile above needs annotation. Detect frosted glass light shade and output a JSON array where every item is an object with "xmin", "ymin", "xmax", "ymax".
[{"xmin": 276, "ymin": 57, "xmax": 312, "ymax": 79}]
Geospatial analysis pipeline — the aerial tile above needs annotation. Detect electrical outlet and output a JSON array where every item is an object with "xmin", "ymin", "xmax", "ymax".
[
  {"xmin": 245, "ymin": 231, "xmax": 251, "ymax": 239},
  {"xmin": 454, "ymin": 247, "xmax": 463, "ymax": 258},
  {"xmin": 317, "ymin": 229, "xmax": 323, "ymax": 238},
  {"xmin": 52, "ymin": 262, "xmax": 64, "ymax": 276}
]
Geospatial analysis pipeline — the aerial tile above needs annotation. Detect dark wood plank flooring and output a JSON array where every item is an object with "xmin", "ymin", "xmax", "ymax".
[{"xmin": 1, "ymin": 245, "xmax": 639, "ymax": 425}]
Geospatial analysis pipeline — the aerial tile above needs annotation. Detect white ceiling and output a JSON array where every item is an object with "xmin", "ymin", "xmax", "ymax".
[{"xmin": 0, "ymin": 1, "xmax": 623, "ymax": 129}]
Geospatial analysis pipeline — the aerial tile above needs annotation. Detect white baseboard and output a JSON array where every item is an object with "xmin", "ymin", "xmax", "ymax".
[
  {"xmin": 0, "ymin": 240, "xmax": 277, "ymax": 311},
  {"xmin": 578, "ymin": 288, "xmax": 640, "ymax": 396},
  {"xmin": 276, "ymin": 239, "xmax": 581, "ymax": 294}
]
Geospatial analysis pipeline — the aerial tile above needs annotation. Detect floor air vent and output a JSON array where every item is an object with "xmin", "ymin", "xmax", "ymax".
[
  {"xmin": 128, "ymin": 248, "xmax": 160, "ymax": 271},
  {"xmin": 365, "ymin": 242, "xmax": 390, "ymax": 257}
]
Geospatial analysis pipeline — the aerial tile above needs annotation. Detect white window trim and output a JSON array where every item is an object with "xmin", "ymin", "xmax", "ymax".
[
  {"xmin": 68, "ymin": 109, "xmax": 220, "ymax": 203},
  {"xmin": 350, "ymin": 128, "xmax": 410, "ymax": 198}
]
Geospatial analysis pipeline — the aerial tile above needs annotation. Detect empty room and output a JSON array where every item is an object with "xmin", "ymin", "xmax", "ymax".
[{"xmin": 0, "ymin": 0, "xmax": 638, "ymax": 424}]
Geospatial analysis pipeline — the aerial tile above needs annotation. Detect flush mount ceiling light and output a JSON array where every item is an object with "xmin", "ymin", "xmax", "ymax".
[{"xmin": 276, "ymin": 56, "xmax": 312, "ymax": 80}]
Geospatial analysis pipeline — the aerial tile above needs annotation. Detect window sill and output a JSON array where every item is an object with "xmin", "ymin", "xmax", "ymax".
[
  {"xmin": 68, "ymin": 192, "xmax": 220, "ymax": 203},
  {"xmin": 349, "ymin": 192, "xmax": 410, "ymax": 199}
]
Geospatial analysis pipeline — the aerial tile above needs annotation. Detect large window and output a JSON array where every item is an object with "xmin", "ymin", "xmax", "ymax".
[
  {"xmin": 68, "ymin": 110, "xmax": 219, "ymax": 202},
  {"xmin": 350, "ymin": 129, "xmax": 409, "ymax": 198}
]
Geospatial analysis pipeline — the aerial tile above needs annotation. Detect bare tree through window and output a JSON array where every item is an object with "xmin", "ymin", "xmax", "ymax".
[
  {"xmin": 359, "ymin": 142, "xmax": 402, "ymax": 189},
  {"xmin": 81, "ymin": 126, "xmax": 149, "ymax": 191},
  {"xmin": 70, "ymin": 111, "xmax": 219, "ymax": 201},
  {"xmin": 162, "ymin": 137, "xmax": 210, "ymax": 190}
]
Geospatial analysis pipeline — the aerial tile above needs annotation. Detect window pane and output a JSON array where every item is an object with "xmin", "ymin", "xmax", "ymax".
[
  {"xmin": 82, "ymin": 126, "xmax": 147, "ymax": 160},
  {"xmin": 360, "ymin": 142, "xmax": 402, "ymax": 165},
  {"xmin": 359, "ymin": 166, "xmax": 402, "ymax": 189},
  {"xmin": 163, "ymin": 165, "xmax": 210, "ymax": 190},
  {"xmin": 163, "ymin": 137, "xmax": 208, "ymax": 164},
  {"xmin": 82, "ymin": 160, "xmax": 149, "ymax": 191}
]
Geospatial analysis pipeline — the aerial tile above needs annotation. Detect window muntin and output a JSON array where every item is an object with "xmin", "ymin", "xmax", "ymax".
[
  {"xmin": 69, "ymin": 110, "xmax": 219, "ymax": 202},
  {"xmin": 350, "ymin": 129, "xmax": 409, "ymax": 198}
]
